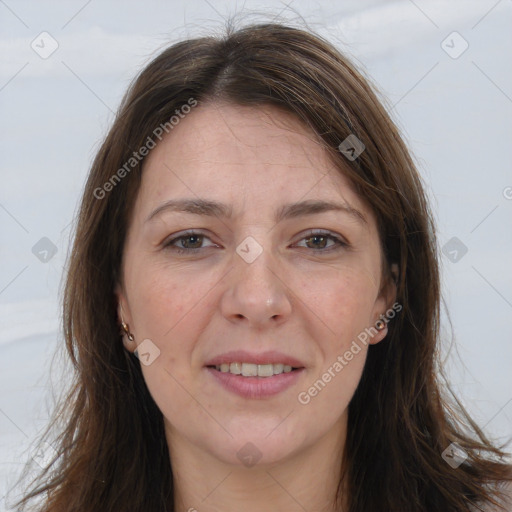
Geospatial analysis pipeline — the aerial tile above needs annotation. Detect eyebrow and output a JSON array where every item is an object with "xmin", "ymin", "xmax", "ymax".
[{"xmin": 145, "ymin": 198, "xmax": 367, "ymax": 225}]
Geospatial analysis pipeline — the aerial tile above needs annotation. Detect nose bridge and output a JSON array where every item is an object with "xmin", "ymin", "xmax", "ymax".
[
  {"xmin": 221, "ymin": 233, "xmax": 292, "ymax": 325},
  {"xmin": 234, "ymin": 234, "xmax": 279, "ymax": 299}
]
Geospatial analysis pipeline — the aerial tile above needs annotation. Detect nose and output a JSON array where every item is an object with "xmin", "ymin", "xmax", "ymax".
[{"xmin": 220, "ymin": 240, "xmax": 292, "ymax": 328}]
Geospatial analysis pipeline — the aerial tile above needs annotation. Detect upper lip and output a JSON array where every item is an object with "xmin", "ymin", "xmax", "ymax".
[{"xmin": 204, "ymin": 350, "xmax": 305, "ymax": 368}]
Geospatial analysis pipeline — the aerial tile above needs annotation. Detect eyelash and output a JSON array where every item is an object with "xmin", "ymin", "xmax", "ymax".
[{"xmin": 163, "ymin": 229, "xmax": 348, "ymax": 255}]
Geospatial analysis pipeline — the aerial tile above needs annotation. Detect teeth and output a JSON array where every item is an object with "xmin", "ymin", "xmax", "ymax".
[
  {"xmin": 273, "ymin": 363, "xmax": 284, "ymax": 375},
  {"xmin": 214, "ymin": 362, "xmax": 296, "ymax": 377},
  {"xmin": 229, "ymin": 362, "xmax": 241, "ymax": 374},
  {"xmin": 257, "ymin": 364, "xmax": 273, "ymax": 377},
  {"xmin": 242, "ymin": 363, "xmax": 258, "ymax": 377}
]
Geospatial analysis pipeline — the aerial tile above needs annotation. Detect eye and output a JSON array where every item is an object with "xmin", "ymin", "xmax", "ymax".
[
  {"xmin": 162, "ymin": 229, "xmax": 348, "ymax": 255},
  {"xmin": 163, "ymin": 230, "xmax": 217, "ymax": 254},
  {"xmin": 294, "ymin": 230, "xmax": 348, "ymax": 252}
]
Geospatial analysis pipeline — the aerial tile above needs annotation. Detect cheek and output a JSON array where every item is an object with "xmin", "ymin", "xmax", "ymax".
[
  {"xmin": 296, "ymin": 268, "xmax": 373, "ymax": 419},
  {"xmin": 304, "ymin": 262, "xmax": 378, "ymax": 339},
  {"xmin": 128, "ymin": 260, "xmax": 209, "ymax": 338},
  {"xmin": 123, "ymin": 261, "xmax": 210, "ymax": 398},
  {"xmin": 129, "ymin": 264, "xmax": 208, "ymax": 419}
]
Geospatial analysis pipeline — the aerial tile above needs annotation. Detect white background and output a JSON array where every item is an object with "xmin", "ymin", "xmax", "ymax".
[{"xmin": 1, "ymin": 0, "xmax": 511, "ymax": 508}]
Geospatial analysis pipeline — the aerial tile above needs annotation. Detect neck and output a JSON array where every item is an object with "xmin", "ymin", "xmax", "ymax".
[{"xmin": 166, "ymin": 415, "xmax": 347, "ymax": 512}]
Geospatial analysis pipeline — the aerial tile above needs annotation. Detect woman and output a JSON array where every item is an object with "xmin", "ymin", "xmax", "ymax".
[{"xmin": 13, "ymin": 22, "xmax": 511, "ymax": 512}]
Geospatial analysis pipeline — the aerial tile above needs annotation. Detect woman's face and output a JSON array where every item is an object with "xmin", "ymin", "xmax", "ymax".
[{"xmin": 117, "ymin": 102, "xmax": 393, "ymax": 468}]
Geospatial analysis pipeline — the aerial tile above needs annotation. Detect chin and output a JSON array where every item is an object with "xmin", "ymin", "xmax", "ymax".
[
  {"xmin": 215, "ymin": 440, "xmax": 298, "ymax": 469},
  {"xmin": 199, "ymin": 424, "xmax": 307, "ymax": 469}
]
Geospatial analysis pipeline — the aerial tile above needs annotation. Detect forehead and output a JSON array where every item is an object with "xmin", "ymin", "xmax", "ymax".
[{"xmin": 136, "ymin": 102, "xmax": 370, "ymax": 220}]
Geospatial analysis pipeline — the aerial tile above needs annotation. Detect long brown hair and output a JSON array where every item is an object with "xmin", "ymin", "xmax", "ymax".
[{"xmin": 12, "ymin": 21, "xmax": 511, "ymax": 512}]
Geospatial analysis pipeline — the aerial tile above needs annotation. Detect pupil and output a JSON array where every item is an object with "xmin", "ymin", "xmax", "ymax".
[
  {"xmin": 184, "ymin": 235, "xmax": 202, "ymax": 248},
  {"xmin": 308, "ymin": 235, "xmax": 326, "ymax": 249}
]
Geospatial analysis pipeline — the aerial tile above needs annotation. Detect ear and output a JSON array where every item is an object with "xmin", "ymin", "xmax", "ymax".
[
  {"xmin": 115, "ymin": 283, "xmax": 136, "ymax": 352},
  {"xmin": 369, "ymin": 263, "xmax": 399, "ymax": 345}
]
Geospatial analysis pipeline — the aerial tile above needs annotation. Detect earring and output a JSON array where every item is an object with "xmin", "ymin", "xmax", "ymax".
[
  {"xmin": 119, "ymin": 303, "xmax": 135, "ymax": 342},
  {"xmin": 375, "ymin": 319, "xmax": 386, "ymax": 331},
  {"xmin": 121, "ymin": 320, "xmax": 134, "ymax": 341},
  {"xmin": 391, "ymin": 263, "xmax": 399, "ymax": 284}
]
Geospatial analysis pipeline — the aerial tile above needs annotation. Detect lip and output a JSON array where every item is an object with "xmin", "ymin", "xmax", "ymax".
[
  {"xmin": 205, "ymin": 366, "xmax": 305, "ymax": 399},
  {"xmin": 204, "ymin": 350, "xmax": 306, "ymax": 400},
  {"xmin": 204, "ymin": 350, "xmax": 306, "ymax": 368}
]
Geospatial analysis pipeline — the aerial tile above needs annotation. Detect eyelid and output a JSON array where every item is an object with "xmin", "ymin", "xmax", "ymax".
[
  {"xmin": 162, "ymin": 229, "xmax": 217, "ymax": 249},
  {"xmin": 162, "ymin": 228, "xmax": 349, "ymax": 254},
  {"xmin": 292, "ymin": 229, "xmax": 349, "ymax": 250}
]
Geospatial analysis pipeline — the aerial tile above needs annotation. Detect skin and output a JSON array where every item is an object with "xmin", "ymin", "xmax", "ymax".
[{"xmin": 116, "ymin": 102, "xmax": 396, "ymax": 512}]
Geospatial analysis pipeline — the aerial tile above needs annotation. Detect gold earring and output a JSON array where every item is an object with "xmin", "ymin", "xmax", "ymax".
[
  {"xmin": 119, "ymin": 303, "xmax": 135, "ymax": 342},
  {"xmin": 119, "ymin": 311, "xmax": 135, "ymax": 342},
  {"xmin": 375, "ymin": 319, "xmax": 386, "ymax": 331}
]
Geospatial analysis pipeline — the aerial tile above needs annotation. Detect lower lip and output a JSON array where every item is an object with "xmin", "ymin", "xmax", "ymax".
[{"xmin": 205, "ymin": 367, "xmax": 305, "ymax": 399}]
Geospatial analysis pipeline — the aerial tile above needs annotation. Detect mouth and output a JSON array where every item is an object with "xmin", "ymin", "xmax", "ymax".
[
  {"xmin": 203, "ymin": 350, "xmax": 306, "ymax": 398},
  {"xmin": 204, "ymin": 362, "xmax": 305, "ymax": 399},
  {"xmin": 207, "ymin": 362, "xmax": 303, "ymax": 377}
]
